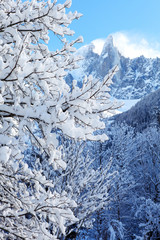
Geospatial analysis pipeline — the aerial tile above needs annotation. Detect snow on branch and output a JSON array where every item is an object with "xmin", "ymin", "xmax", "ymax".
[{"xmin": 0, "ymin": 0, "xmax": 120, "ymax": 238}]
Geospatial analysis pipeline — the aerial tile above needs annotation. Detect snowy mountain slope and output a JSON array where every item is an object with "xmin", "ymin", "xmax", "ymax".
[
  {"xmin": 66, "ymin": 35, "xmax": 160, "ymax": 100},
  {"xmin": 116, "ymin": 99, "xmax": 140, "ymax": 113},
  {"xmin": 114, "ymin": 88, "xmax": 160, "ymax": 131}
]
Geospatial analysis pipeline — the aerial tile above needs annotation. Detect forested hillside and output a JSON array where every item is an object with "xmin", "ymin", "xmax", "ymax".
[{"xmin": 114, "ymin": 88, "xmax": 160, "ymax": 131}]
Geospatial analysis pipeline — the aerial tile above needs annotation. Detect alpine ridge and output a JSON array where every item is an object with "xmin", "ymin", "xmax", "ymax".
[{"xmin": 67, "ymin": 35, "xmax": 160, "ymax": 100}]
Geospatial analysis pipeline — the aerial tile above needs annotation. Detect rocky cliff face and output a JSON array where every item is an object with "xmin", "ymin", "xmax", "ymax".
[{"xmin": 67, "ymin": 35, "xmax": 160, "ymax": 99}]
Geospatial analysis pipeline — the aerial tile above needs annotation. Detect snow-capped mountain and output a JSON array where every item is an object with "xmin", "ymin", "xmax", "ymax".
[{"xmin": 66, "ymin": 35, "xmax": 160, "ymax": 99}]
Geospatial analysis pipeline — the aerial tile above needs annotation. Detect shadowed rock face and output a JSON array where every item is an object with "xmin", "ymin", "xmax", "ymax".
[{"xmin": 67, "ymin": 35, "xmax": 160, "ymax": 100}]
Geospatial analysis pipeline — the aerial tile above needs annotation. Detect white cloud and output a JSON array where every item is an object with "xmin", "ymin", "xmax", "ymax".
[
  {"xmin": 112, "ymin": 32, "xmax": 160, "ymax": 58},
  {"xmin": 90, "ymin": 32, "xmax": 160, "ymax": 58},
  {"xmin": 91, "ymin": 38, "xmax": 105, "ymax": 55}
]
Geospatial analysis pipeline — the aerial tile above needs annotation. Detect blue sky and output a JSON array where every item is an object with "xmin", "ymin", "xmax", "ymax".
[
  {"xmin": 21, "ymin": 0, "xmax": 160, "ymax": 58},
  {"xmin": 69, "ymin": 0, "xmax": 160, "ymax": 44},
  {"xmin": 57, "ymin": 0, "xmax": 160, "ymax": 58}
]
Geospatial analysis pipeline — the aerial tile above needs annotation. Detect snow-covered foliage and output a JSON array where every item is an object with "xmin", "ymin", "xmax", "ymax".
[
  {"xmin": 59, "ymin": 140, "xmax": 117, "ymax": 233},
  {"xmin": 0, "ymin": 0, "xmax": 120, "ymax": 239},
  {"xmin": 136, "ymin": 198, "xmax": 160, "ymax": 239},
  {"xmin": 80, "ymin": 119, "xmax": 160, "ymax": 239},
  {"xmin": 24, "ymin": 137, "xmax": 118, "ymax": 239},
  {"xmin": 108, "ymin": 220, "xmax": 124, "ymax": 240}
]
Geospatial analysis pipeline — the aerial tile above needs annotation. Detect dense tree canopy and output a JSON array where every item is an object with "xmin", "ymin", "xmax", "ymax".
[{"xmin": 0, "ymin": 0, "xmax": 120, "ymax": 239}]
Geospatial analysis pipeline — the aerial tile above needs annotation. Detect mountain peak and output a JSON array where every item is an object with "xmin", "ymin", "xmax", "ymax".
[
  {"xmin": 105, "ymin": 35, "xmax": 114, "ymax": 46},
  {"xmin": 101, "ymin": 35, "xmax": 114, "ymax": 56}
]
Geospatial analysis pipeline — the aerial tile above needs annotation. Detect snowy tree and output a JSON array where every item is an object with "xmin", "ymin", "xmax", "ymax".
[
  {"xmin": 0, "ymin": 0, "xmax": 120, "ymax": 239},
  {"xmin": 24, "ymin": 137, "xmax": 118, "ymax": 239},
  {"xmin": 58, "ymin": 139, "xmax": 117, "ymax": 239},
  {"xmin": 104, "ymin": 123, "xmax": 160, "ymax": 239},
  {"xmin": 94, "ymin": 124, "xmax": 136, "ymax": 239},
  {"xmin": 131, "ymin": 127, "xmax": 160, "ymax": 239},
  {"xmin": 135, "ymin": 198, "xmax": 160, "ymax": 240},
  {"xmin": 140, "ymin": 127, "xmax": 160, "ymax": 203}
]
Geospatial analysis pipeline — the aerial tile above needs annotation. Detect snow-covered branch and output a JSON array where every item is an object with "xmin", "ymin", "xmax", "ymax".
[{"xmin": 0, "ymin": 0, "xmax": 120, "ymax": 238}]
